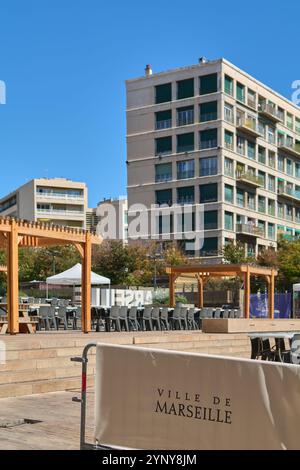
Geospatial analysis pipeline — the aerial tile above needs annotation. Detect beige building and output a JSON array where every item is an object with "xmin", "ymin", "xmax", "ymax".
[
  {"xmin": 0, "ymin": 178, "xmax": 88, "ymax": 228},
  {"xmin": 126, "ymin": 58, "xmax": 300, "ymax": 261}
]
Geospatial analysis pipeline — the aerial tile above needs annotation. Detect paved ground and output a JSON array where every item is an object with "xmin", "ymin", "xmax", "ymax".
[{"xmin": 0, "ymin": 389, "xmax": 94, "ymax": 450}]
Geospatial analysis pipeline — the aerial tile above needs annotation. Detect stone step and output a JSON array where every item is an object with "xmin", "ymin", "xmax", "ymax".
[{"xmin": 0, "ymin": 364, "xmax": 96, "ymax": 385}]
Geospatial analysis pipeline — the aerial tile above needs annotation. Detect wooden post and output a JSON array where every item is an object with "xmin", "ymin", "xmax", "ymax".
[
  {"xmin": 197, "ymin": 276, "xmax": 204, "ymax": 308},
  {"xmin": 169, "ymin": 273, "xmax": 175, "ymax": 307},
  {"xmin": 244, "ymin": 267, "xmax": 250, "ymax": 319},
  {"xmin": 7, "ymin": 219, "xmax": 19, "ymax": 334},
  {"xmin": 81, "ymin": 232, "xmax": 91, "ymax": 333},
  {"xmin": 268, "ymin": 272, "xmax": 275, "ymax": 319}
]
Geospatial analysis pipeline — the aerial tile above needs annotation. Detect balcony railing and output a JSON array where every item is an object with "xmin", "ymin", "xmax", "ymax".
[
  {"xmin": 155, "ymin": 119, "xmax": 172, "ymax": 130},
  {"xmin": 155, "ymin": 174, "xmax": 172, "ymax": 183},
  {"xmin": 236, "ymin": 172, "xmax": 264, "ymax": 188},
  {"xmin": 224, "ymin": 141, "xmax": 234, "ymax": 150},
  {"xmin": 177, "ymin": 196, "xmax": 195, "ymax": 205},
  {"xmin": 200, "ymin": 140, "xmax": 218, "ymax": 150},
  {"xmin": 278, "ymin": 185, "xmax": 300, "ymax": 201},
  {"xmin": 200, "ymin": 112, "xmax": 217, "ymax": 122},
  {"xmin": 277, "ymin": 230, "xmax": 295, "ymax": 241},
  {"xmin": 36, "ymin": 192, "xmax": 84, "ymax": 200},
  {"xmin": 278, "ymin": 139, "xmax": 300, "ymax": 157},
  {"xmin": 247, "ymin": 97, "xmax": 256, "ymax": 109},
  {"xmin": 258, "ymin": 103, "xmax": 281, "ymax": 122},
  {"xmin": 177, "ymin": 112, "xmax": 194, "ymax": 126},
  {"xmin": 177, "ymin": 171, "xmax": 194, "ymax": 180},
  {"xmin": 236, "ymin": 223, "xmax": 264, "ymax": 237},
  {"xmin": 236, "ymin": 117, "xmax": 260, "ymax": 137},
  {"xmin": 36, "ymin": 209, "xmax": 84, "ymax": 216}
]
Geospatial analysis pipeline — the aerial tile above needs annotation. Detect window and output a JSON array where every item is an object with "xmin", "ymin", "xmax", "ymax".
[
  {"xmin": 237, "ymin": 135, "xmax": 245, "ymax": 155},
  {"xmin": 268, "ymin": 223, "xmax": 275, "ymax": 240},
  {"xmin": 155, "ymin": 110, "xmax": 172, "ymax": 130},
  {"xmin": 236, "ymin": 188, "xmax": 244, "ymax": 207},
  {"xmin": 155, "ymin": 83, "xmax": 172, "ymax": 104},
  {"xmin": 177, "ymin": 133, "xmax": 194, "ymax": 153},
  {"xmin": 224, "ymin": 158, "xmax": 233, "ymax": 177},
  {"xmin": 258, "ymin": 196, "xmax": 266, "ymax": 213},
  {"xmin": 248, "ymin": 192, "xmax": 255, "ymax": 210},
  {"xmin": 286, "ymin": 204, "xmax": 293, "ymax": 221},
  {"xmin": 277, "ymin": 202, "xmax": 284, "ymax": 218},
  {"xmin": 268, "ymin": 126, "xmax": 275, "ymax": 144},
  {"xmin": 155, "ymin": 163, "xmax": 172, "ymax": 182},
  {"xmin": 224, "ymin": 75, "xmax": 233, "ymax": 96},
  {"xmin": 296, "ymin": 118, "xmax": 300, "ymax": 135},
  {"xmin": 286, "ymin": 159, "xmax": 293, "ymax": 176},
  {"xmin": 268, "ymin": 175, "xmax": 275, "ymax": 193},
  {"xmin": 278, "ymin": 155, "xmax": 284, "ymax": 172},
  {"xmin": 177, "ymin": 186, "xmax": 194, "ymax": 204},
  {"xmin": 199, "ymin": 183, "xmax": 218, "ymax": 203},
  {"xmin": 155, "ymin": 136, "xmax": 172, "ymax": 155},
  {"xmin": 296, "ymin": 162, "xmax": 300, "ymax": 178},
  {"xmin": 224, "ymin": 130, "xmax": 233, "ymax": 150},
  {"xmin": 258, "ymin": 120, "xmax": 266, "ymax": 138},
  {"xmin": 177, "ymin": 160, "xmax": 195, "ymax": 179},
  {"xmin": 296, "ymin": 208, "xmax": 300, "ymax": 223},
  {"xmin": 199, "ymin": 73, "xmax": 218, "ymax": 95},
  {"xmin": 177, "ymin": 106, "xmax": 194, "ymax": 126},
  {"xmin": 156, "ymin": 214, "xmax": 173, "ymax": 235},
  {"xmin": 200, "ymin": 237, "xmax": 218, "ymax": 256},
  {"xmin": 204, "ymin": 210, "xmax": 218, "ymax": 230},
  {"xmin": 258, "ymin": 171, "xmax": 266, "ymax": 188},
  {"xmin": 224, "ymin": 103, "xmax": 234, "ymax": 123},
  {"xmin": 200, "ymin": 101, "xmax": 217, "ymax": 122},
  {"xmin": 268, "ymin": 199, "xmax": 275, "ymax": 216},
  {"xmin": 247, "ymin": 141, "xmax": 256, "ymax": 160},
  {"xmin": 236, "ymin": 82, "xmax": 245, "ymax": 103},
  {"xmin": 287, "ymin": 112, "xmax": 294, "ymax": 131},
  {"xmin": 268, "ymin": 151, "xmax": 275, "ymax": 168},
  {"xmin": 278, "ymin": 107, "xmax": 284, "ymax": 123},
  {"xmin": 258, "ymin": 220, "xmax": 265, "ymax": 238},
  {"xmin": 177, "ymin": 78, "xmax": 194, "ymax": 100},
  {"xmin": 156, "ymin": 189, "xmax": 172, "ymax": 206},
  {"xmin": 247, "ymin": 89, "xmax": 256, "ymax": 108},
  {"xmin": 199, "ymin": 129, "xmax": 218, "ymax": 149},
  {"xmin": 199, "ymin": 156, "xmax": 218, "ymax": 176},
  {"xmin": 225, "ymin": 184, "xmax": 234, "ymax": 203},
  {"xmin": 225, "ymin": 211, "xmax": 233, "ymax": 231},
  {"xmin": 258, "ymin": 146, "xmax": 266, "ymax": 164}
]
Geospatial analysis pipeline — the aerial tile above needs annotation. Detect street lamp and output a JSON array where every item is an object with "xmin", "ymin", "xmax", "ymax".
[{"xmin": 147, "ymin": 249, "xmax": 162, "ymax": 291}]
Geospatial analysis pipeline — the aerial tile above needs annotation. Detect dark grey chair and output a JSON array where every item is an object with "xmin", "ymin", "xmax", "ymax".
[
  {"xmin": 108, "ymin": 306, "xmax": 121, "ymax": 332},
  {"xmin": 170, "ymin": 306, "xmax": 181, "ymax": 330},
  {"xmin": 160, "ymin": 307, "xmax": 170, "ymax": 330},
  {"xmin": 142, "ymin": 306, "xmax": 153, "ymax": 331},
  {"xmin": 179, "ymin": 307, "xmax": 188, "ymax": 330},
  {"xmin": 222, "ymin": 309, "xmax": 230, "ymax": 319},
  {"xmin": 187, "ymin": 308, "xmax": 198, "ymax": 330},
  {"xmin": 38, "ymin": 305, "xmax": 51, "ymax": 330},
  {"xmin": 119, "ymin": 306, "xmax": 129, "ymax": 331},
  {"xmin": 128, "ymin": 306, "xmax": 139, "ymax": 331},
  {"xmin": 56, "ymin": 306, "xmax": 68, "ymax": 329},
  {"xmin": 151, "ymin": 307, "xmax": 160, "ymax": 331},
  {"xmin": 214, "ymin": 308, "xmax": 221, "ymax": 319}
]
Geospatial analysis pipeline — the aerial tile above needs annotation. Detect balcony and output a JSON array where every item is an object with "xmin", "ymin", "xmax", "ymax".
[
  {"xmin": 177, "ymin": 196, "xmax": 195, "ymax": 205},
  {"xmin": 278, "ymin": 140, "xmax": 300, "ymax": 157},
  {"xmin": 36, "ymin": 192, "xmax": 84, "ymax": 201},
  {"xmin": 36, "ymin": 208, "xmax": 84, "ymax": 217},
  {"xmin": 277, "ymin": 230, "xmax": 296, "ymax": 241},
  {"xmin": 155, "ymin": 119, "xmax": 172, "ymax": 130},
  {"xmin": 236, "ymin": 117, "xmax": 260, "ymax": 138},
  {"xmin": 236, "ymin": 223, "xmax": 264, "ymax": 238},
  {"xmin": 277, "ymin": 186, "xmax": 300, "ymax": 202},
  {"xmin": 155, "ymin": 174, "xmax": 172, "ymax": 183},
  {"xmin": 258, "ymin": 103, "xmax": 281, "ymax": 122},
  {"xmin": 236, "ymin": 172, "xmax": 264, "ymax": 188}
]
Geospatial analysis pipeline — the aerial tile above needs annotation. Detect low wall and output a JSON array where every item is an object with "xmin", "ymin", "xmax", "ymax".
[{"xmin": 202, "ymin": 318, "xmax": 300, "ymax": 334}]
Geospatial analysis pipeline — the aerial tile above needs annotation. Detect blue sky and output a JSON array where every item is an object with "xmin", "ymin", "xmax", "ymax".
[{"xmin": 0, "ymin": 0, "xmax": 299, "ymax": 207}]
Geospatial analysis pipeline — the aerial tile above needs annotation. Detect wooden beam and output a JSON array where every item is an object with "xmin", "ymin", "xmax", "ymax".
[
  {"xmin": 7, "ymin": 219, "xmax": 19, "ymax": 334},
  {"xmin": 196, "ymin": 276, "xmax": 204, "ymax": 308},
  {"xmin": 244, "ymin": 266, "xmax": 250, "ymax": 319},
  {"xmin": 268, "ymin": 271, "xmax": 275, "ymax": 319},
  {"xmin": 169, "ymin": 274, "xmax": 176, "ymax": 308},
  {"xmin": 81, "ymin": 232, "xmax": 91, "ymax": 333},
  {"xmin": 73, "ymin": 242, "xmax": 84, "ymax": 259}
]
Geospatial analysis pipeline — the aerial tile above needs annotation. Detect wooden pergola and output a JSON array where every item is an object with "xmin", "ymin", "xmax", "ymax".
[
  {"xmin": 166, "ymin": 264, "xmax": 278, "ymax": 319},
  {"xmin": 0, "ymin": 217, "xmax": 102, "ymax": 334}
]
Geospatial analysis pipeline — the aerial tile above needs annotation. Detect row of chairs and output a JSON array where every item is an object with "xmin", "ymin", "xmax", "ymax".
[
  {"xmin": 250, "ymin": 335, "xmax": 300, "ymax": 364},
  {"xmin": 200, "ymin": 307, "xmax": 242, "ymax": 319},
  {"xmin": 37, "ymin": 305, "xmax": 80, "ymax": 331}
]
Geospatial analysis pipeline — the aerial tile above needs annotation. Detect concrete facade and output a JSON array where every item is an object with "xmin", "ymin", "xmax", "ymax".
[
  {"xmin": 0, "ymin": 178, "xmax": 88, "ymax": 228},
  {"xmin": 126, "ymin": 59, "xmax": 300, "ymax": 261}
]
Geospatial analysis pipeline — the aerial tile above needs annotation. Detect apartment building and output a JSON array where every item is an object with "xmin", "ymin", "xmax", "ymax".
[
  {"xmin": 97, "ymin": 197, "xmax": 128, "ymax": 242},
  {"xmin": 0, "ymin": 178, "xmax": 88, "ymax": 228},
  {"xmin": 126, "ymin": 58, "xmax": 300, "ymax": 261}
]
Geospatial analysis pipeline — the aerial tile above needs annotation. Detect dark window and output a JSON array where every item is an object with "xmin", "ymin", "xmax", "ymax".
[
  {"xmin": 199, "ymin": 156, "xmax": 218, "ymax": 176},
  {"xmin": 156, "ymin": 189, "xmax": 172, "ymax": 206},
  {"xmin": 177, "ymin": 78, "xmax": 194, "ymax": 100},
  {"xmin": 157, "ymin": 214, "xmax": 173, "ymax": 234},
  {"xmin": 155, "ymin": 110, "xmax": 172, "ymax": 130},
  {"xmin": 199, "ymin": 101, "xmax": 218, "ymax": 122},
  {"xmin": 200, "ymin": 237, "xmax": 218, "ymax": 256},
  {"xmin": 204, "ymin": 210, "xmax": 218, "ymax": 230},
  {"xmin": 155, "ymin": 136, "xmax": 172, "ymax": 155},
  {"xmin": 199, "ymin": 183, "xmax": 218, "ymax": 203},
  {"xmin": 177, "ymin": 106, "xmax": 194, "ymax": 126},
  {"xmin": 177, "ymin": 186, "xmax": 195, "ymax": 204},
  {"xmin": 177, "ymin": 160, "xmax": 195, "ymax": 179},
  {"xmin": 199, "ymin": 73, "xmax": 218, "ymax": 95},
  {"xmin": 199, "ymin": 129, "xmax": 218, "ymax": 149},
  {"xmin": 177, "ymin": 133, "xmax": 194, "ymax": 153},
  {"xmin": 155, "ymin": 163, "xmax": 172, "ymax": 182},
  {"xmin": 155, "ymin": 83, "xmax": 172, "ymax": 104}
]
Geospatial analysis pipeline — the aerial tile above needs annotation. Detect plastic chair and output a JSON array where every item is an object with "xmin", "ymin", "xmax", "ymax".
[
  {"xmin": 108, "ymin": 306, "xmax": 121, "ymax": 332},
  {"xmin": 151, "ymin": 307, "xmax": 161, "ymax": 331},
  {"xmin": 179, "ymin": 307, "xmax": 188, "ymax": 330},
  {"xmin": 57, "ymin": 306, "xmax": 68, "ymax": 330},
  {"xmin": 142, "ymin": 306, "xmax": 153, "ymax": 331},
  {"xmin": 128, "ymin": 306, "xmax": 139, "ymax": 331},
  {"xmin": 160, "ymin": 307, "xmax": 170, "ymax": 330},
  {"xmin": 187, "ymin": 308, "xmax": 198, "ymax": 330},
  {"xmin": 119, "ymin": 306, "xmax": 129, "ymax": 331},
  {"xmin": 222, "ymin": 309, "xmax": 229, "ymax": 319},
  {"xmin": 214, "ymin": 308, "xmax": 221, "ymax": 319},
  {"xmin": 170, "ymin": 306, "xmax": 182, "ymax": 330},
  {"xmin": 38, "ymin": 306, "xmax": 51, "ymax": 330}
]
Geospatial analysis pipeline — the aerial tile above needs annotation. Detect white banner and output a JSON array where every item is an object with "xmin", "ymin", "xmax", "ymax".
[{"xmin": 94, "ymin": 344, "xmax": 300, "ymax": 450}]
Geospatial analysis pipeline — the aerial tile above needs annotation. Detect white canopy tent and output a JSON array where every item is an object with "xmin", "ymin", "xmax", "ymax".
[
  {"xmin": 46, "ymin": 263, "xmax": 110, "ymax": 304},
  {"xmin": 46, "ymin": 263, "xmax": 110, "ymax": 286}
]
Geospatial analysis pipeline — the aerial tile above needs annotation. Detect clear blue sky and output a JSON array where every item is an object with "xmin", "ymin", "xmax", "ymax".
[{"xmin": 0, "ymin": 0, "xmax": 299, "ymax": 207}]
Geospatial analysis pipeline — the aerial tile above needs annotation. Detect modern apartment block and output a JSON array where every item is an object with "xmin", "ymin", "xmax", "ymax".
[
  {"xmin": 97, "ymin": 197, "xmax": 128, "ymax": 242},
  {"xmin": 0, "ymin": 178, "xmax": 88, "ymax": 228},
  {"xmin": 126, "ymin": 58, "xmax": 300, "ymax": 261}
]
